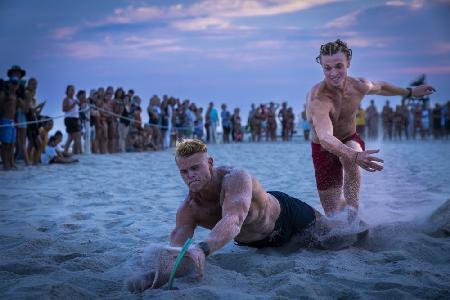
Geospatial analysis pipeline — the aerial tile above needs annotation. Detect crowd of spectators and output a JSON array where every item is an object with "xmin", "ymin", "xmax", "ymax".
[
  {"xmin": 1, "ymin": 65, "xmax": 449, "ymax": 171},
  {"xmin": 355, "ymin": 98, "xmax": 450, "ymax": 140}
]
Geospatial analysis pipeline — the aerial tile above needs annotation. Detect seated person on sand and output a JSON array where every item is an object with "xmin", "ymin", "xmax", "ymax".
[
  {"xmin": 41, "ymin": 135, "xmax": 78, "ymax": 165},
  {"xmin": 128, "ymin": 139, "xmax": 365, "ymax": 292},
  {"xmin": 53, "ymin": 130, "xmax": 72, "ymax": 158}
]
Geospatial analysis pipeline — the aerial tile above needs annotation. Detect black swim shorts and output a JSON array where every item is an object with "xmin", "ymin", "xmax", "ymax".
[
  {"xmin": 235, "ymin": 191, "xmax": 316, "ymax": 248},
  {"xmin": 64, "ymin": 117, "xmax": 81, "ymax": 134}
]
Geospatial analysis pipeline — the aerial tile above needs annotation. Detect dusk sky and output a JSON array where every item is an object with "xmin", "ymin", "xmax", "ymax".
[{"xmin": 1, "ymin": 0, "xmax": 449, "ymax": 129}]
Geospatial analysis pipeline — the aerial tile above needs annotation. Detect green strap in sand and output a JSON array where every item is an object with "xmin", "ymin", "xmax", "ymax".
[{"xmin": 167, "ymin": 238, "xmax": 192, "ymax": 290}]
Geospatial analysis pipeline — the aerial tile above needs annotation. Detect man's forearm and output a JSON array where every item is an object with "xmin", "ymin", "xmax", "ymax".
[
  {"xmin": 377, "ymin": 82, "xmax": 409, "ymax": 97},
  {"xmin": 201, "ymin": 216, "xmax": 242, "ymax": 254},
  {"xmin": 319, "ymin": 134, "xmax": 357, "ymax": 162}
]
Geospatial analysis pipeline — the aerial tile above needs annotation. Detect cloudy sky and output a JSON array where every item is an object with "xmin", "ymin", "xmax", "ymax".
[{"xmin": 1, "ymin": 0, "xmax": 449, "ymax": 127}]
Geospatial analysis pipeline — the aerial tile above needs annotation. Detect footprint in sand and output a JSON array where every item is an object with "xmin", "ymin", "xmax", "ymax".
[
  {"xmin": 70, "ymin": 212, "xmax": 94, "ymax": 221},
  {"xmin": 62, "ymin": 224, "xmax": 82, "ymax": 230}
]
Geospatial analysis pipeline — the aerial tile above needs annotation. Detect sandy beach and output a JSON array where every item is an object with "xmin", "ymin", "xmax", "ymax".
[{"xmin": 1, "ymin": 140, "xmax": 449, "ymax": 299}]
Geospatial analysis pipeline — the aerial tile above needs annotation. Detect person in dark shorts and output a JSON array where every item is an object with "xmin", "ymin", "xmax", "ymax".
[
  {"xmin": 234, "ymin": 191, "xmax": 317, "ymax": 248},
  {"xmin": 62, "ymin": 85, "xmax": 81, "ymax": 155},
  {"xmin": 306, "ymin": 39, "xmax": 435, "ymax": 219}
]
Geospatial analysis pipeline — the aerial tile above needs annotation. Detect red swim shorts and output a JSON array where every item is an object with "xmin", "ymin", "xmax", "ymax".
[{"xmin": 311, "ymin": 132, "xmax": 365, "ymax": 191}]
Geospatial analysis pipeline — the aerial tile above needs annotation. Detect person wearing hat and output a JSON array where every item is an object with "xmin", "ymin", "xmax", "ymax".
[{"xmin": 0, "ymin": 65, "xmax": 26, "ymax": 170}]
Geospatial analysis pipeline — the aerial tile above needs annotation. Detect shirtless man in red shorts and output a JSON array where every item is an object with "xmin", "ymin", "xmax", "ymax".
[{"xmin": 306, "ymin": 39, "xmax": 435, "ymax": 219}]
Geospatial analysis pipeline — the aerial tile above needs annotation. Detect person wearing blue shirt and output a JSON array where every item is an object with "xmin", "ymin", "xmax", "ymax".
[{"xmin": 220, "ymin": 104, "xmax": 231, "ymax": 143}]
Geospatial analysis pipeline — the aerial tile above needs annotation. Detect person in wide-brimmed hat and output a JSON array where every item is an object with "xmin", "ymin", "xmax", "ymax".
[
  {"xmin": 1, "ymin": 66, "xmax": 27, "ymax": 170},
  {"xmin": 7, "ymin": 65, "xmax": 26, "ymax": 79}
]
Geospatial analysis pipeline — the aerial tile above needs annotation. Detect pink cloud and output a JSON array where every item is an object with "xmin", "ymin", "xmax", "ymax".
[
  {"xmin": 171, "ymin": 17, "xmax": 231, "ymax": 31},
  {"xmin": 432, "ymin": 42, "xmax": 450, "ymax": 54},
  {"xmin": 57, "ymin": 36, "xmax": 191, "ymax": 59},
  {"xmin": 52, "ymin": 26, "xmax": 79, "ymax": 39},
  {"xmin": 324, "ymin": 10, "xmax": 362, "ymax": 29},
  {"xmin": 84, "ymin": 0, "xmax": 342, "ymax": 32}
]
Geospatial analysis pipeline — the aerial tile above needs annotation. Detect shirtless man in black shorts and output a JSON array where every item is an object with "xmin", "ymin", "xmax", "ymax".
[{"xmin": 128, "ymin": 139, "xmax": 338, "ymax": 292}]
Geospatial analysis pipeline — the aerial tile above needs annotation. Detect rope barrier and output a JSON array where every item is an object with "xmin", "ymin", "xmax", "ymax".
[
  {"xmin": 0, "ymin": 106, "xmax": 90, "ymax": 128},
  {"xmin": 0, "ymin": 104, "xmax": 200, "ymax": 131},
  {"xmin": 91, "ymin": 104, "xmax": 196, "ymax": 131}
]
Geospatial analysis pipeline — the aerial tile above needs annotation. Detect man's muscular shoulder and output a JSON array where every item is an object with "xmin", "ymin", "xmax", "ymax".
[
  {"xmin": 309, "ymin": 81, "xmax": 333, "ymax": 103},
  {"xmin": 307, "ymin": 82, "xmax": 333, "ymax": 114},
  {"xmin": 350, "ymin": 76, "xmax": 372, "ymax": 95},
  {"xmin": 221, "ymin": 167, "xmax": 251, "ymax": 187}
]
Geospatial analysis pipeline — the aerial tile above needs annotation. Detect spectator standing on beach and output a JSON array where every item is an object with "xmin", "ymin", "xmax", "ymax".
[
  {"xmin": 77, "ymin": 90, "xmax": 89, "ymax": 150},
  {"xmin": 88, "ymin": 90, "xmax": 99, "ymax": 153},
  {"xmin": 105, "ymin": 88, "xmax": 117, "ymax": 153},
  {"xmin": 253, "ymin": 105, "xmax": 263, "ymax": 142},
  {"xmin": 194, "ymin": 107, "xmax": 204, "ymax": 140},
  {"xmin": 355, "ymin": 105, "xmax": 366, "ymax": 139},
  {"xmin": 187, "ymin": 102, "xmax": 196, "ymax": 139},
  {"xmin": 169, "ymin": 97, "xmax": 178, "ymax": 147},
  {"xmin": 12, "ymin": 68, "xmax": 29, "ymax": 166},
  {"xmin": 412, "ymin": 104, "xmax": 423, "ymax": 140},
  {"xmin": 382, "ymin": 100, "xmax": 394, "ymax": 140},
  {"xmin": 301, "ymin": 105, "xmax": 311, "ymax": 141},
  {"xmin": 132, "ymin": 96, "xmax": 143, "ymax": 131},
  {"xmin": 247, "ymin": 103, "xmax": 257, "ymax": 142},
  {"xmin": 160, "ymin": 96, "xmax": 172, "ymax": 149},
  {"xmin": 204, "ymin": 104, "xmax": 211, "ymax": 143},
  {"xmin": 286, "ymin": 107, "xmax": 295, "ymax": 141},
  {"xmin": 127, "ymin": 89, "xmax": 135, "ymax": 101},
  {"xmin": 26, "ymin": 78, "xmax": 45, "ymax": 164},
  {"xmin": 221, "ymin": 103, "xmax": 231, "ymax": 143},
  {"xmin": 421, "ymin": 104, "xmax": 430, "ymax": 139},
  {"xmin": 393, "ymin": 105, "xmax": 403, "ymax": 140},
  {"xmin": 96, "ymin": 88, "xmax": 108, "ymax": 154},
  {"xmin": 0, "ymin": 66, "xmax": 26, "ymax": 170},
  {"xmin": 443, "ymin": 101, "xmax": 450, "ymax": 139},
  {"xmin": 267, "ymin": 102, "xmax": 279, "ymax": 141},
  {"xmin": 62, "ymin": 84, "xmax": 82, "ymax": 155},
  {"xmin": 148, "ymin": 95, "xmax": 162, "ymax": 148},
  {"xmin": 175, "ymin": 104, "xmax": 185, "ymax": 140},
  {"xmin": 207, "ymin": 102, "xmax": 218, "ymax": 144},
  {"xmin": 117, "ymin": 95, "xmax": 131, "ymax": 152},
  {"xmin": 112, "ymin": 88, "xmax": 127, "ymax": 151},
  {"xmin": 232, "ymin": 107, "xmax": 243, "ymax": 142},
  {"xmin": 366, "ymin": 100, "xmax": 378, "ymax": 140},
  {"xmin": 278, "ymin": 102, "xmax": 289, "ymax": 141},
  {"xmin": 400, "ymin": 102, "xmax": 410, "ymax": 140},
  {"xmin": 432, "ymin": 103, "xmax": 442, "ymax": 139},
  {"xmin": 259, "ymin": 104, "xmax": 268, "ymax": 141}
]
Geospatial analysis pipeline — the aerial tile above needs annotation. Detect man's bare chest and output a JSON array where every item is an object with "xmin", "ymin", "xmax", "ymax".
[
  {"xmin": 190, "ymin": 198, "xmax": 222, "ymax": 229},
  {"xmin": 329, "ymin": 92, "xmax": 362, "ymax": 124}
]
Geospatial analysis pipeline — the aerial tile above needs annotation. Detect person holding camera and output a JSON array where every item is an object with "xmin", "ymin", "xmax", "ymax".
[{"xmin": 25, "ymin": 78, "xmax": 46, "ymax": 164}]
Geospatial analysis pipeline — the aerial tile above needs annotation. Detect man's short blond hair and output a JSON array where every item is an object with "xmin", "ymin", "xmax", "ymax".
[{"xmin": 175, "ymin": 138, "xmax": 207, "ymax": 157}]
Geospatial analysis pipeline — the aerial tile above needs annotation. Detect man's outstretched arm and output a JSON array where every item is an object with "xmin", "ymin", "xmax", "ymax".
[
  {"xmin": 201, "ymin": 170, "xmax": 252, "ymax": 253},
  {"xmin": 169, "ymin": 200, "xmax": 197, "ymax": 247},
  {"xmin": 185, "ymin": 170, "xmax": 252, "ymax": 276},
  {"xmin": 310, "ymin": 99, "xmax": 356, "ymax": 161},
  {"xmin": 362, "ymin": 79, "xmax": 435, "ymax": 98}
]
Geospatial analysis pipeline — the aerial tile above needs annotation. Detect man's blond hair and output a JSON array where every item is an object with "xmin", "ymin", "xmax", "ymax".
[{"xmin": 175, "ymin": 138, "xmax": 207, "ymax": 157}]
